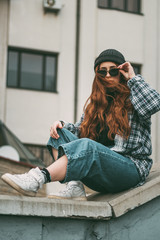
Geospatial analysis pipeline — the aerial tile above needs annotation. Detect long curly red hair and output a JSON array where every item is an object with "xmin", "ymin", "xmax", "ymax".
[{"xmin": 80, "ymin": 66, "xmax": 133, "ymax": 140}]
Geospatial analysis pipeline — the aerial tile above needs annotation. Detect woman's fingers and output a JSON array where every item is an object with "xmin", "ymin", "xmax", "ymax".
[
  {"xmin": 50, "ymin": 121, "xmax": 63, "ymax": 139},
  {"xmin": 118, "ymin": 62, "xmax": 135, "ymax": 80},
  {"xmin": 50, "ymin": 130, "xmax": 59, "ymax": 139},
  {"xmin": 50, "ymin": 127, "xmax": 58, "ymax": 139},
  {"xmin": 57, "ymin": 121, "xmax": 63, "ymax": 129}
]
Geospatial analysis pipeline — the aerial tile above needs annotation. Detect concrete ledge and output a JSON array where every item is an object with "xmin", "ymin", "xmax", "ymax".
[
  {"xmin": 0, "ymin": 165, "xmax": 160, "ymax": 220},
  {"xmin": 88, "ymin": 164, "xmax": 160, "ymax": 217},
  {"xmin": 0, "ymin": 195, "xmax": 112, "ymax": 220}
]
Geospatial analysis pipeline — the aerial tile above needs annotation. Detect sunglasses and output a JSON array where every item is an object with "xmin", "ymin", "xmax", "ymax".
[{"xmin": 97, "ymin": 68, "xmax": 119, "ymax": 77}]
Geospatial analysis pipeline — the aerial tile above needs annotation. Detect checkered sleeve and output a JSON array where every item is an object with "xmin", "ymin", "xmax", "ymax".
[
  {"xmin": 61, "ymin": 114, "xmax": 84, "ymax": 137},
  {"xmin": 127, "ymin": 75, "xmax": 160, "ymax": 120}
]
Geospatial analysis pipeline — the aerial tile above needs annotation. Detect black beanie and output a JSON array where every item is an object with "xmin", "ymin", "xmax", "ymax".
[{"xmin": 94, "ymin": 49, "xmax": 126, "ymax": 70}]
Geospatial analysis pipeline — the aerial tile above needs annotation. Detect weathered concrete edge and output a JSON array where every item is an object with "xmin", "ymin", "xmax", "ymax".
[
  {"xmin": 109, "ymin": 175, "xmax": 160, "ymax": 217},
  {"xmin": 0, "ymin": 195, "xmax": 112, "ymax": 220}
]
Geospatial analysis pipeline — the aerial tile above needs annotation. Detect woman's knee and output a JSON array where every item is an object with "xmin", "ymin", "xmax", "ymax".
[
  {"xmin": 57, "ymin": 128, "xmax": 65, "ymax": 135},
  {"xmin": 76, "ymin": 138, "xmax": 96, "ymax": 150},
  {"xmin": 57, "ymin": 128, "xmax": 78, "ymax": 141}
]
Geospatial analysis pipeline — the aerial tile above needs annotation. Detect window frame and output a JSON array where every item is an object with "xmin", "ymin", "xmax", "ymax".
[
  {"xmin": 98, "ymin": 0, "xmax": 143, "ymax": 15},
  {"xmin": 7, "ymin": 46, "xmax": 58, "ymax": 93}
]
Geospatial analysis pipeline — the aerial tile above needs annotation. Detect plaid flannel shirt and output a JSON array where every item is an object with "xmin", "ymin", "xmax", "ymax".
[{"xmin": 63, "ymin": 75, "xmax": 160, "ymax": 185}]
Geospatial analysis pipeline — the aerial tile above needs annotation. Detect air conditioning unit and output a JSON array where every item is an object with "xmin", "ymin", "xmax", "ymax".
[{"xmin": 43, "ymin": 0, "xmax": 63, "ymax": 14}]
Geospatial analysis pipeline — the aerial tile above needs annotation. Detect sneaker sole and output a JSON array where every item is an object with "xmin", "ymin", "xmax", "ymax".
[
  {"xmin": 1, "ymin": 174, "xmax": 36, "ymax": 197},
  {"xmin": 47, "ymin": 195, "xmax": 87, "ymax": 201}
]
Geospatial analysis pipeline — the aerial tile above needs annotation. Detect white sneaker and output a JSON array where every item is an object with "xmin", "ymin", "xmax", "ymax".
[
  {"xmin": 48, "ymin": 181, "xmax": 87, "ymax": 201},
  {"xmin": 1, "ymin": 167, "xmax": 45, "ymax": 197}
]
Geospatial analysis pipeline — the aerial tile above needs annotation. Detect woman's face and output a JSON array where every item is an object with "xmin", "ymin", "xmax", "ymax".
[{"xmin": 99, "ymin": 61, "xmax": 120, "ymax": 83}]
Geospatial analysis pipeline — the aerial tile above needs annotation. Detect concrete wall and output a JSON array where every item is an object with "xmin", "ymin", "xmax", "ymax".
[{"xmin": 0, "ymin": 196, "xmax": 160, "ymax": 240}]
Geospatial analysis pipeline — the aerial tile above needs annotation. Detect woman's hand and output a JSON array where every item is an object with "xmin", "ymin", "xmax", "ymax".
[
  {"xmin": 50, "ymin": 121, "xmax": 63, "ymax": 139},
  {"xmin": 118, "ymin": 62, "xmax": 135, "ymax": 81}
]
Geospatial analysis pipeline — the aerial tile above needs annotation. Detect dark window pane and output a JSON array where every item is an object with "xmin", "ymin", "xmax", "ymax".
[
  {"xmin": 111, "ymin": 0, "xmax": 125, "ymax": 10},
  {"xmin": 7, "ymin": 48, "xmax": 58, "ymax": 92},
  {"xmin": 7, "ymin": 51, "xmax": 18, "ymax": 87},
  {"xmin": 127, "ymin": 0, "xmax": 139, "ymax": 12},
  {"xmin": 98, "ymin": 0, "xmax": 109, "ymax": 8},
  {"xmin": 45, "ymin": 56, "xmax": 56, "ymax": 91},
  {"xmin": 132, "ymin": 64, "xmax": 141, "ymax": 75},
  {"xmin": 20, "ymin": 53, "xmax": 43, "ymax": 90}
]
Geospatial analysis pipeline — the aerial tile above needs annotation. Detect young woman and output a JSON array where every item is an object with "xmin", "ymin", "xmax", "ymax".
[{"xmin": 2, "ymin": 49, "xmax": 160, "ymax": 200}]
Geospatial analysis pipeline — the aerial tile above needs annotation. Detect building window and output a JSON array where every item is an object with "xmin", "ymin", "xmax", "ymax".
[
  {"xmin": 98, "ymin": 0, "xmax": 142, "ymax": 14},
  {"xmin": 7, "ymin": 47, "xmax": 58, "ymax": 93},
  {"xmin": 132, "ymin": 63, "xmax": 141, "ymax": 75}
]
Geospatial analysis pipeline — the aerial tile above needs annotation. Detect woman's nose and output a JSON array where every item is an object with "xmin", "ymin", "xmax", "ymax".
[{"xmin": 106, "ymin": 71, "xmax": 111, "ymax": 77}]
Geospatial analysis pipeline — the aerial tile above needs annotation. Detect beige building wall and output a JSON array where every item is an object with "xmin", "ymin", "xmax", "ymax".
[
  {"xmin": 0, "ymin": 0, "xmax": 159, "ymax": 162},
  {"xmin": 155, "ymin": 0, "xmax": 160, "ymax": 163},
  {"xmin": 77, "ymin": 0, "xmax": 160, "ymax": 163},
  {"xmin": 77, "ymin": 0, "xmax": 144, "ymax": 117},
  {"xmin": 5, "ymin": 0, "xmax": 76, "ymax": 145},
  {"xmin": 0, "ymin": 0, "xmax": 9, "ymax": 122}
]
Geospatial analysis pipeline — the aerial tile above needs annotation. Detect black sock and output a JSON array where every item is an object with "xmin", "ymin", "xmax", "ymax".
[{"xmin": 41, "ymin": 168, "xmax": 51, "ymax": 183}]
